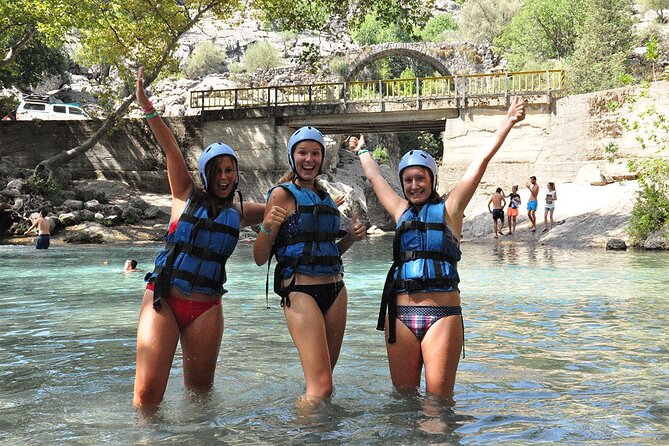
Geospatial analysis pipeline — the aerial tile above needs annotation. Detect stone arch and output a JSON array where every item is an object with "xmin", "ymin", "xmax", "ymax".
[{"xmin": 345, "ymin": 43, "xmax": 453, "ymax": 82}]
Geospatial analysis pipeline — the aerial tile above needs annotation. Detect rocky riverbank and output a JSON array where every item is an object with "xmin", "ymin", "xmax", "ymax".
[{"xmin": 4, "ymin": 174, "xmax": 666, "ymax": 251}]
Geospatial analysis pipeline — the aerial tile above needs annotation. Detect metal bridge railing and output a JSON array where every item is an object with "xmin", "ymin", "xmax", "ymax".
[{"xmin": 190, "ymin": 70, "xmax": 565, "ymax": 111}]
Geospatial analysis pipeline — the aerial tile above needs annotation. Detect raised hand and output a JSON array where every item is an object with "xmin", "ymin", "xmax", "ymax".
[
  {"xmin": 508, "ymin": 96, "xmax": 526, "ymax": 124},
  {"xmin": 135, "ymin": 67, "xmax": 151, "ymax": 110},
  {"xmin": 262, "ymin": 205, "xmax": 288, "ymax": 233},
  {"xmin": 347, "ymin": 135, "xmax": 366, "ymax": 153},
  {"xmin": 348, "ymin": 212, "xmax": 366, "ymax": 241}
]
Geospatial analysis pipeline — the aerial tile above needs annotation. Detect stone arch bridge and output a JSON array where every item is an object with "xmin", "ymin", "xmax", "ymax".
[{"xmin": 341, "ymin": 42, "xmax": 499, "ymax": 82}]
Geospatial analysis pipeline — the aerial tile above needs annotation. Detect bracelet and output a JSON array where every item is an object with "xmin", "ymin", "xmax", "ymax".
[
  {"xmin": 259, "ymin": 223, "xmax": 272, "ymax": 235},
  {"xmin": 141, "ymin": 101, "xmax": 154, "ymax": 113},
  {"xmin": 144, "ymin": 111, "xmax": 159, "ymax": 119},
  {"xmin": 357, "ymin": 149, "xmax": 369, "ymax": 156}
]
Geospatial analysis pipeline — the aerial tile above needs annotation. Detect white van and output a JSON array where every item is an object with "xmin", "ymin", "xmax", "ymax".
[{"xmin": 16, "ymin": 95, "xmax": 90, "ymax": 121}]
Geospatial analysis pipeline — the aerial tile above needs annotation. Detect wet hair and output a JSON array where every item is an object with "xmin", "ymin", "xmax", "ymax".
[
  {"xmin": 275, "ymin": 171, "xmax": 328, "ymax": 197},
  {"xmin": 548, "ymin": 181, "xmax": 556, "ymax": 190},
  {"xmin": 530, "ymin": 176, "xmax": 537, "ymax": 181},
  {"xmin": 496, "ymin": 187, "xmax": 503, "ymax": 193},
  {"xmin": 39, "ymin": 210, "xmax": 47, "ymax": 217},
  {"xmin": 127, "ymin": 259, "xmax": 137, "ymax": 269},
  {"xmin": 512, "ymin": 185, "xmax": 518, "ymax": 191}
]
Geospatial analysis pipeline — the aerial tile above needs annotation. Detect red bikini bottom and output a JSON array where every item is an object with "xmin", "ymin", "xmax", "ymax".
[{"xmin": 146, "ymin": 282, "xmax": 221, "ymax": 329}]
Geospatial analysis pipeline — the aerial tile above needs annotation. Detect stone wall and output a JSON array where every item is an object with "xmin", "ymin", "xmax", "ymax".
[{"xmin": 0, "ymin": 117, "xmax": 202, "ymax": 194}]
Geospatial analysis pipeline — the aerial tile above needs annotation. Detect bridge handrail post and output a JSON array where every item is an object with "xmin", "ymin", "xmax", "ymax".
[
  {"xmin": 234, "ymin": 89, "xmax": 238, "ymax": 110},
  {"xmin": 200, "ymin": 91, "xmax": 205, "ymax": 113},
  {"xmin": 308, "ymin": 85, "xmax": 313, "ymax": 110},
  {"xmin": 378, "ymin": 79, "xmax": 383, "ymax": 106},
  {"xmin": 546, "ymin": 69, "xmax": 551, "ymax": 96},
  {"xmin": 504, "ymin": 72, "xmax": 509, "ymax": 102},
  {"xmin": 342, "ymin": 82, "xmax": 347, "ymax": 105},
  {"xmin": 416, "ymin": 77, "xmax": 420, "ymax": 107}
]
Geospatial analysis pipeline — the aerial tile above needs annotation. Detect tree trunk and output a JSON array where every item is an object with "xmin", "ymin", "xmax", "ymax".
[
  {"xmin": 33, "ymin": 95, "xmax": 135, "ymax": 181},
  {"xmin": 30, "ymin": 2, "xmax": 216, "ymax": 180},
  {"xmin": 1, "ymin": 26, "xmax": 37, "ymax": 67}
]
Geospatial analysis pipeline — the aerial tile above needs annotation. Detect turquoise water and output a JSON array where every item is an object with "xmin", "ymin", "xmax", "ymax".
[{"xmin": 0, "ymin": 238, "xmax": 668, "ymax": 445}]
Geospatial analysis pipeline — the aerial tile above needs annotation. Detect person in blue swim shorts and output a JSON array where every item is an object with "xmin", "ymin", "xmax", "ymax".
[
  {"xmin": 24, "ymin": 210, "xmax": 51, "ymax": 249},
  {"xmin": 526, "ymin": 176, "xmax": 539, "ymax": 232}
]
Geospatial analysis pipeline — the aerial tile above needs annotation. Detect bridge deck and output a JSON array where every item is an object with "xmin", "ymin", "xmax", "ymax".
[{"xmin": 190, "ymin": 70, "xmax": 564, "ymax": 115}]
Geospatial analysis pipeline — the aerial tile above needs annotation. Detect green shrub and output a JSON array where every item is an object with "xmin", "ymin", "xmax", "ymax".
[
  {"xmin": 182, "ymin": 41, "xmax": 227, "ymax": 78},
  {"xmin": 243, "ymin": 40, "xmax": 283, "ymax": 71},
  {"xmin": 418, "ymin": 14, "xmax": 458, "ymax": 42},
  {"xmin": 372, "ymin": 146, "xmax": 389, "ymax": 163},
  {"xmin": 329, "ymin": 57, "xmax": 348, "ymax": 79},
  {"xmin": 25, "ymin": 174, "xmax": 63, "ymax": 204},
  {"xmin": 627, "ymin": 158, "xmax": 669, "ymax": 244},
  {"xmin": 350, "ymin": 11, "xmax": 411, "ymax": 45}
]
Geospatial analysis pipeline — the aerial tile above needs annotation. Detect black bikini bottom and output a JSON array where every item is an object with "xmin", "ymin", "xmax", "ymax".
[{"xmin": 280, "ymin": 280, "xmax": 345, "ymax": 314}]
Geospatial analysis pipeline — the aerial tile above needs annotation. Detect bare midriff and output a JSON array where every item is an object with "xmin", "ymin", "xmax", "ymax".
[{"xmin": 396, "ymin": 289, "xmax": 461, "ymax": 307}]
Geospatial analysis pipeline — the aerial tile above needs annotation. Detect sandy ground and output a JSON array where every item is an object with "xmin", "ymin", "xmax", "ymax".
[{"xmin": 463, "ymin": 180, "xmax": 637, "ymax": 248}]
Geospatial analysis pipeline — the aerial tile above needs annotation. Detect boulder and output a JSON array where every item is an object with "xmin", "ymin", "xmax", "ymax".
[
  {"xmin": 63, "ymin": 231, "xmax": 105, "ymax": 244},
  {"xmin": 104, "ymin": 214, "xmax": 123, "ymax": 226},
  {"xmin": 84, "ymin": 199, "xmax": 102, "ymax": 211},
  {"xmin": 129, "ymin": 198, "xmax": 150, "ymax": 211},
  {"xmin": 121, "ymin": 207, "xmax": 143, "ymax": 224},
  {"xmin": 58, "ymin": 212, "xmax": 81, "ymax": 226},
  {"xmin": 143, "ymin": 206, "xmax": 164, "ymax": 219},
  {"xmin": 643, "ymin": 230, "xmax": 669, "ymax": 250},
  {"xmin": 62, "ymin": 199, "xmax": 84, "ymax": 211},
  {"xmin": 104, "ymin": 204, "xmax": 123, "ymax": 215},
  {"xmin": 78, "ymin": 209, "xmax": 96, "ymax": 222},
  {"xmin": 606, "ymin": 238, "xmax": 627, "ymax": 250}
]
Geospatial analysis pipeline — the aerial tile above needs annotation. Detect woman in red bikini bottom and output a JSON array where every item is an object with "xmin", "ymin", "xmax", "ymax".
[{"xmin": 132, "ymin": 67, "xmax": 265, "ymax": 407}]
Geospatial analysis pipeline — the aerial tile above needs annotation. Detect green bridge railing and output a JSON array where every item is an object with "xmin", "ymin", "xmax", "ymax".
[{"xmin": 189, "ymin": 70, "xmax": 565, "ymax": 111}]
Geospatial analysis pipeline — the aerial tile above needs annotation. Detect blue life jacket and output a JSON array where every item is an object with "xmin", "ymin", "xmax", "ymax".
[
  {"xmin": 378, "ymin": 201, "xmax": 461, "ymax": 343},
  {"xmin": 270, "ymin": 182, "xmax": 343, "ymax": 283},
  {"xmin": 145, "ymin": 193, "xmax": 240, "ymax": 309},
  {"xmin": 394, "ymin": 201, "xmax": 461, "ymax": 292}
]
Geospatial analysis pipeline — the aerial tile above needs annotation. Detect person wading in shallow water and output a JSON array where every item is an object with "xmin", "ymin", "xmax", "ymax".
[
  {"xmin": 24, "ymin": 210, "xmax": 51, "ymax": 249},
  {"xmin": 348, "ymin": 97, "xmax": 525, "ymax": 398},
  {"xmin": 132, "ymin": 67, "xmax": 265, "ymax": 408},
  {"xmin": 253, "ymin": 126, "xmax": 366, "ymax": 410}
]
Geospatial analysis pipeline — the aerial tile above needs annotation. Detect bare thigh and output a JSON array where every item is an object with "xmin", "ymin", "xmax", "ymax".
[
  {"xmin": 180, "ymin": 302, "xmax": 224, "ymax": 391},
  {"xmin": 386, "ymin": 315, "xmax": 423, "ymax": 392},
  {"xmin": 323, "ymin": 286, "xmax": 348, "ymax": 369},
  {"xmin": 133, "ymin": 291, "xmax": 180, "ymax": 406},
  {"xmin": 284, "ymin": 292, "xmax": 333, "ymax": 398},
  {"xmin": 421, "ymin": 315, "xmax": 463, "ymax": 397}
]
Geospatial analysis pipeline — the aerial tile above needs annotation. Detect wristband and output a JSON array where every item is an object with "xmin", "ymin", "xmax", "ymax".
[
  {"xmin": 260, "ymin": 223, "xmax": 272, "ymax": 235},
  {"xmin": 357, "ymin": 149, "xmax": 369, "ymax": 156},
  {"xmin": 141, "ymin": 101, "xmax": 154, "ymax": 113},
  {"xmin": 144, "ymin": 111, "xmax": 159, "ymax": 119}
]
